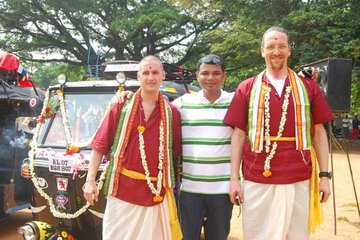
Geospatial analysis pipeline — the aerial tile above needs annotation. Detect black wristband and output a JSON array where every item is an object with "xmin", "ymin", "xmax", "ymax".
[{"xmin": 319, "ymin": 171, "xmax": 332, "ymax": 180}]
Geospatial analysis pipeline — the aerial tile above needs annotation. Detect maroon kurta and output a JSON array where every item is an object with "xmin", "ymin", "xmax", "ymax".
[
  {"xmin": 224, "ymin": 76, "xmax": 333, "ymax": 184},
  {"xmin": 91, "ymin": 99, "xmax": 182, "ymax": 206}
]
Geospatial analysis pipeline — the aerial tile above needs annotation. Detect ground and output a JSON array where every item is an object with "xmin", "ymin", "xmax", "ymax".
[
  {"xmin": 226, "ymin": 139, "xmax": 360, "ymax": 240},
  {"xmin": 0, "ymin": 140, "xmax": 359, "ymax": 240}
]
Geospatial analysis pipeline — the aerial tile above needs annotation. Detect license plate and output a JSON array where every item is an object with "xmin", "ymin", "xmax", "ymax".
[{"xmin": 49, "ymin": 157, "xmax": 74, "ymax": 174}]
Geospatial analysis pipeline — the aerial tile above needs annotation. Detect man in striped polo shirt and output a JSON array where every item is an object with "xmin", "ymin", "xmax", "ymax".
[{"xmin": 173, "ymin": 55, "xmax": 234, "ymax": 240}]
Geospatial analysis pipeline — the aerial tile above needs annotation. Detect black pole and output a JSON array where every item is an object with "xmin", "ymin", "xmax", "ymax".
[
  {"xmin": 329, "ymin": 122, "xmax": 337, "ymax": 235},
  {"xmin": 30, "ymin": 80, "xmax": 40, "ymax": 98}
]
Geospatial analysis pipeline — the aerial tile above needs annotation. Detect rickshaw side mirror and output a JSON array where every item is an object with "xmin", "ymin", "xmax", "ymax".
[{"xmin": 28, "ymin": 119, "xmax": 37, "ymax": 130}]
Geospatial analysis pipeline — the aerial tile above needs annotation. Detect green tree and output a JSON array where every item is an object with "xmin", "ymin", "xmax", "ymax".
[
  {"xmin": 29, "ymin": 62, "xmax": 84, "ymax": 88},
  {"xmin": 174, "ymin": 0, "xmax": 360, "ymax": 112},
  {"xmin": 0, "ymin": 0, "xmax": 222, "ymax": 65}
]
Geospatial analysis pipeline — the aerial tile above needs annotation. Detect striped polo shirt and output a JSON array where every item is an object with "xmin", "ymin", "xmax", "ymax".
[{"xmin": 172, "ymin": 90, "xmax": 234, "ymax": 194}]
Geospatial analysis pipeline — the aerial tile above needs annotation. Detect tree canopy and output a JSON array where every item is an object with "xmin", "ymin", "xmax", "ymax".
[
  {"xmin": 1, "ymin": 0, "xmax": 359, "ymax": 113},
  {"xmin": 0, "ymin": 0, "xmax": 222, "ymax": 65}
]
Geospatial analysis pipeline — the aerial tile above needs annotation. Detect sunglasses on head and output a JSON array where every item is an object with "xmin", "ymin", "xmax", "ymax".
[{"xmin": 199, "ymin": 55, "xmax": 223, "ymax": 65}]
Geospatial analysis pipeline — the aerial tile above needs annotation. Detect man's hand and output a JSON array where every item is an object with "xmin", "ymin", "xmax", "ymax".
[
  {"xmin": 298, "ymin": 67, "xmax": 319, "ymax": 81},
  {"xmin": 229, "ymin": 179, "xmax": 243, "ymax": 205},
  {"xmin": 83, "ymin": 180, "xmax": 99, "ymax": 206},
  {"xmin": 319, "ymin": 178, "xmax": 331, "ymax": 203},
  {"xmin": 115, "ymin": 90, "xmax": 134, "ymax": 104}
]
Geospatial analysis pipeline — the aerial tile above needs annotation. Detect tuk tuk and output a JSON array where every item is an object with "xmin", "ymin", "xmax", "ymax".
[
  {"xmin": 0, "ymin": 52, "xmax": 44, "ymax": 218},
  {"xmin": 17, "ymin": 60, "xmax": 198, "ymax": 240}
]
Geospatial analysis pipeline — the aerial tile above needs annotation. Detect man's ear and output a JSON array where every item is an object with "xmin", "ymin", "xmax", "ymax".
[{"xmin": 261, "ymin": 47, "xmax": 265, "ymax": 58}]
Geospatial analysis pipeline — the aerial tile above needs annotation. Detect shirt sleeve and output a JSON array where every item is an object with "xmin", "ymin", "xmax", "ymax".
[
  {"xmin": 224, "ymin": 78, "xmax": 254, "ymax": 131},
  {"xmin": 171, "ymin": 95, "xmax": 182, "ymax": 112},
  {"xmin": 90, "ymin": 102, "xmax": 124, "ymax": 154},
  {"xmin": 169, "ymin": 103, "xmax": 182, "ymax": 159}
]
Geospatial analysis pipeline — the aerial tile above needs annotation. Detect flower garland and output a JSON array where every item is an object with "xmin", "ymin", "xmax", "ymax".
[
  {"xmin": 57, "ymin": 90, "xmax": 95, "ymax": 148},
  {"xmin": 263, "ymin": 85, "xmax": 292, "ymax": 177},
  {"xmin": 27, "ymin": 88, "xmax": 114, "ymax": 219},
  {"xmin": 29, "ymin": 120, "xmax": 109, "ymax": 219},
  {"xmin": 36, "ymin": 91, "xmax": 60, "ymax": 123},
  {"xmin": 137, "ymin": 121, "xmax": 164, "ymax": 203}
]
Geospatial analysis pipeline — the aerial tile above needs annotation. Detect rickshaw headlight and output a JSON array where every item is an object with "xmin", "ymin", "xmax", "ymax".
[
  {"xmin": 17, "ymin": 224, "xmax": 36, "ymax": 240},
  {"xmin": 17, "ymin": 221, "xmax": 53, "ymax": 240},
  {"xmin": 57, "ymin": 74, "xmax": 67, "ymax": 85},
  {"xmin": 116, "ymin": 72, "xmax": 126, "ymax": 84}
]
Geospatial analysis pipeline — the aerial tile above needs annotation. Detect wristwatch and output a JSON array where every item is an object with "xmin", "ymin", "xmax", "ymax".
[{"xmin": 319, "ymin": 171, "xmax": 332, "ymax": 180}]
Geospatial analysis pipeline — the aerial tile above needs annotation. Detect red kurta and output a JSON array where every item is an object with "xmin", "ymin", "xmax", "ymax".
[
  {"xmin": 91, "ymin": 99, "xmax": 182, "ymax": 206},
  {"xmin": 224, "ymin": 76, "xmax": 333, "ymax": 184}
]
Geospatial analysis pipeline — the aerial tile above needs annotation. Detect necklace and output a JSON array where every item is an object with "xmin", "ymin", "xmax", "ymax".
[
  {"xmin": 263, "ymin": 84, "xmax": 292, "ymax": 177},
  {"xmin": 138, "ymin": 103, "xmax": 164, "ymax": 202}
]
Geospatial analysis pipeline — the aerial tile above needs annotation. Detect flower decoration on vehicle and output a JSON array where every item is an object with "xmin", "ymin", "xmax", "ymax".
[
  {"xmin": 65, "ymin": 145, "xmax": 80, "ymax": 156},
  {"xmin": 36, "ymin": 94, "xmax": 60, "ymax": 123},
  {"xmin": 26, "ymin": 87, "xmax": 114, "ymax": 219},
  {"xmin": 28, "ymin": 148, "xmax": 109, "ymax": 218},
  {"xmin": 118, "ymin": 86, "xmax": 124, "ymax": 92}
]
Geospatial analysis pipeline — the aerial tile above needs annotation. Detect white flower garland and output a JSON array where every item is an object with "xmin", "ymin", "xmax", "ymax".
[
  {"xmin": 263, "ymin": 85, "xmax": 292, "ymax": 177},
  {"xmin": 28, "ymin": 88, "xmax": 112, "ymax": 219},
  {"xmin": 57, "ymin": 90, "xmax": 94, "ymax": 148},
  {"xmin": 137, "ymin": 121, "xmax": 164, "ymax": 202}
]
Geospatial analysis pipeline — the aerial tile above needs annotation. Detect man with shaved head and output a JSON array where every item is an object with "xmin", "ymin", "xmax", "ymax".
[{"xmin": 83, "ymin": 55, "xmax": 183, "ymax": 239}]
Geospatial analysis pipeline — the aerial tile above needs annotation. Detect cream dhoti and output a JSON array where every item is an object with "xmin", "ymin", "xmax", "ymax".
[
  {"xmin": 103, "ymin": 195, "xmax": 172, "ymax": 240},
  {"xmin": 242, "ymin": 180, "xmax": 310, "ymax": 240}
]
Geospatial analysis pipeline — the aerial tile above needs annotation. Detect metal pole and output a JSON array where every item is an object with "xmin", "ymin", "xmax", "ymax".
[{"xmin": 329, "ymin": 123, "xmax": 337, "ymax": 235}]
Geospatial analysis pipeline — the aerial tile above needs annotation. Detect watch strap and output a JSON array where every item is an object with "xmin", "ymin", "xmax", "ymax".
[{"xmin": 319, "ymin": 171, "xmax": 332, "ymax": 179}]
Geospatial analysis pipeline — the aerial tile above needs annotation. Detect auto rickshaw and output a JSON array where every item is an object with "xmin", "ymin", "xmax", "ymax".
[
  {"xmin": 17, "ymin": 60, "xmax": 198, "ymax": 240},
  {"xmin": 0, "ymin": 51, "xmax": 44, "ymax": 218}
]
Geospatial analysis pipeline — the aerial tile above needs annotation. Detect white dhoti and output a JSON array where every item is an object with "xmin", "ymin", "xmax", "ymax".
[
  {"xmin": 242, "ymin": 180, "xmax": 310, "ymax": 240},
  {"xmin": 103, "ymin": 195, "xmax": 172, "ymax": 240}
]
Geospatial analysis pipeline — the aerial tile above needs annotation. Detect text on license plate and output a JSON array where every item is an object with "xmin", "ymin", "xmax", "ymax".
[{"xmin": 49, "ymin": 158, "xmax": 74, "ymax": 174}]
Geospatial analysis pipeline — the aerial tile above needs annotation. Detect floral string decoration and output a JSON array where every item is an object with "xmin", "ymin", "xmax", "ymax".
[
  {"xmin": 65, "ymin": 145, "xmax": 80, "ymax": 156},
  {"xmin": 138, "ymin": 121, "xmax": 164, "ymax": 203},
  {"xmin": 57, "ymin": 89, "xmax": 102, "ymax": 148},
  {"xmin": 27, "ymin": 88, "xmax": 112, "ymax": 219},
  {"xmin": 36, "ymin": 92, "xmax": 60, "ymax": 123},
  {"xmin": 263, "ymin": 85, "xmax": 292, "ymax": 177},
  {"xmin": 118, "ymin": 86, "xmax": 124, "ymax": 92}
]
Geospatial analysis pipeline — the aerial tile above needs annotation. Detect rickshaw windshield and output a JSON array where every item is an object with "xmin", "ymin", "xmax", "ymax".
[{"xmin": 38, "ymin": 92, "xmax": 114, "ymax": 147}]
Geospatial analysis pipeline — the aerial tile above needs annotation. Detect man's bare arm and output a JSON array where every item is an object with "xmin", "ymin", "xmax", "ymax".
[
  {"xmin": 230, "ymin": 127, "xmax": 246, "ymax": 205},
  {"xmin": 313, "ymin": 123, "xmax": 331, "ymax": 203},
  {"xmin": 83, "ymin": 149, "xmax": 103, "ymax": 206}
]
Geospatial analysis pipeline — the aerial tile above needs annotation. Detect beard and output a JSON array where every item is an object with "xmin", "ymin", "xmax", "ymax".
[{"xmin": 269, "ymin": 57, "xmax": 286, "ymax": 70}]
